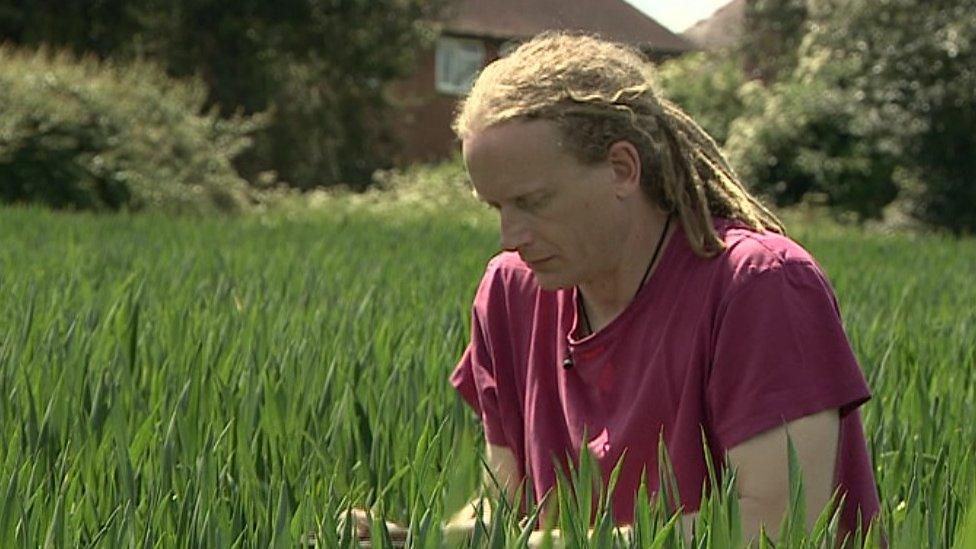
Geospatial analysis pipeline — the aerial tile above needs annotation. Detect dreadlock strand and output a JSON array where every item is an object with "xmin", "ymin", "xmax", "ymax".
[
  {"xmin": 661, "ymin": 104, "xmax": 782, "ymax": 235},
  {"xmin": 660, "ymin": 103, "xmax": 787, "ymax": 236},
  {"xmin": 694, "ymin": 150, "xmax": 762, "ymax": 226},
  {"xmin": 671, "ymin": 119, "xmax": 744, "ymax": 212},
  {"xmin": 654, "ymin": 112, "xmax": 727, "ymax": 256},
  {"xmin": 660, "ymin": 100, "xmax": 738, "ymax": 178},
  {"xmin": 665, "ymin": 127, "xmax": 724, "ymax": 256}
]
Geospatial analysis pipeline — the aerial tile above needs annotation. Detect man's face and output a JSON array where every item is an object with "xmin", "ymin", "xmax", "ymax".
[{"xmin": 462, "ymin": 119, "xmax": 632, "ymax": 290}]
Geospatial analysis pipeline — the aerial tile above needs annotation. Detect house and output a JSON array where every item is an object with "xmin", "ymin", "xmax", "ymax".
[
  {"xmin": 682, "ymin": 0, "xmax": 746, "ymax": 51},
  {"xmin": 389, "ymin": 0, "xmax": 696, "ymax": 164}
]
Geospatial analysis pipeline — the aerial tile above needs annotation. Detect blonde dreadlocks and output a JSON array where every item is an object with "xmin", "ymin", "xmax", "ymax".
[{"xmin": 452, "ymin": 31, "xmax": 785, "ymax": 257}]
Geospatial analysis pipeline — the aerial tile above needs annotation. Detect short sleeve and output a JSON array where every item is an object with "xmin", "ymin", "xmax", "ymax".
[
  {"xmin": 450, "ymin": 299, "xmax": 509, "ymax": 447},
  {"xmin": 707, "ymin": 261, "xmax": 871, "ymax": 450}
]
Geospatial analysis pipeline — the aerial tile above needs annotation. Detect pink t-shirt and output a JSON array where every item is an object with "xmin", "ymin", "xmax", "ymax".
[{"xmin": 450, "ymin": 216, "xmax": 880, "ymax": 536}]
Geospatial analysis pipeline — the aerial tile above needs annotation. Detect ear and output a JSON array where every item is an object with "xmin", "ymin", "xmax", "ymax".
[{"xmin": 607, "ymin": 140, "xmax": 642, "ymax": 199}]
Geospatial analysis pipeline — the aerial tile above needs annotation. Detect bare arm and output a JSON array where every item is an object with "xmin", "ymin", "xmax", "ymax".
[
  {"xmin": 443, "ymin": 444, "xmax": 656, "ymax": 547},
  {"xmin": 728, "ymin": 408, "xmax": 840, "ymax": 542},
  {"xmin": 462, "ymin": 410, "xmax": 839, "ymax": 546},
  {"xmin": 336, "ymin": 445, "xmax": 518, "ymax": 546},
  {"xmin": 519, "ymin": 412, "xmax": 836, "ymax": 546},
  {"xmin": 359, "ymin": 410, "xmax": 839, "ymax": 546}
]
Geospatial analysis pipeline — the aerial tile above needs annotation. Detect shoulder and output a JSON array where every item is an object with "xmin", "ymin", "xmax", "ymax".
[
  {"xmin": 710, "ymin": 217, "xmax": 825, "ymax": 287},
  {"xmin": 705, "ymin": 217, "xmax": 839, "ymax": 313},
  {"xmin": 472, "ymin": 251, "xmax": 542, "ymax": 314},
  {"xmin": 485, "ymin": 251, "xmax": 535, "ymax": 279},
  {"xmin": 483, "ymin": 251, "xmax": 539, "ymax": 290}
]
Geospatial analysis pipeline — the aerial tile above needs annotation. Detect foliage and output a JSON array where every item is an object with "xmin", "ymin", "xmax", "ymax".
[
  {"xmin": 740, "ymin": 0, "xmax": 809, "ymax": 82},
  {"xmin": 0, "ymin": 0, "xmax": 141, "ymax": 57},
  {"xmin": 0, "ymin": 203, "xmax": 974, "ymax": 545},
  {"xmin": 959, "ymin": 495, "xmax": 976, "ymax": 549},
  {"xmin": 799, "ymin": 0, "xmax": 976, "ymax": 234},
  {"xmin": 364, "ymin": 158, "xmax": 488, "ymax": 220},
  {"xmin": 244, "ymin": 58, "xmax": 399, "ymax": 192},
  {"xmin": 0, "ymin": 46, "xmax": 262, "ymax": 213},
  {"xmin": 725, "ymin": 0, "xmax": 976, "ymax": 232},
  {"xmin": 275, "ymin": 157, "xmax": 492, "ymax": 226},
  {"xmin": 657, "ymin": 52, "xmax": 747, "ymax": 145},
  {"xmin": 725, "ymin": 77, "xmax": 899, "ymax": 221},
  {"xmin": 0, "ymin": 0, "xmax": 452, "ymax": 190}
]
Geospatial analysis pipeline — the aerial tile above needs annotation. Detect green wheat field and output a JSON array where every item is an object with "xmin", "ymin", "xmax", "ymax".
[{"xmin": 1, "ymin": 202, "xmax": 974, "ymax": 548}]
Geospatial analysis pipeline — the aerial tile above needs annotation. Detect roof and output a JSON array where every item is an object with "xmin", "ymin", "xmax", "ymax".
[
  {"xmin": 441, "ymin": 0, "xmax": 695, "ymax": 53},
  {"xmin": 681, "ymin": 0, "xmax": 746, "ymax": 51}
]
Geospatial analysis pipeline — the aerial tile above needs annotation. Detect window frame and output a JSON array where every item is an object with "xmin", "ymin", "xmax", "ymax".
[{"xmin": 435, "ymin": 36, "xmax": 486, "ymax": 96}]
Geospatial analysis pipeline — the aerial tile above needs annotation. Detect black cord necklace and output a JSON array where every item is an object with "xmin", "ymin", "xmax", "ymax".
[{"xmin": 577, "ymin": 213, "xmax": 672, "ymax": 337}]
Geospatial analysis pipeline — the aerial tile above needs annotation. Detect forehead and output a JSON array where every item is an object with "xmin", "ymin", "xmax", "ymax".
[
  {"xmin": 462, "ymin": 120, "xmax": 571, "ymax": 198},
  {"xmin": 463, "ymin": 118, "xmax": 564, "ymax": 153}
]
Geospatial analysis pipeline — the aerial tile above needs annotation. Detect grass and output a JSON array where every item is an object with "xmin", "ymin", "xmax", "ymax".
[{"xmin": 0, "ymin": 197, "xmax": 973, "ymax": 547}]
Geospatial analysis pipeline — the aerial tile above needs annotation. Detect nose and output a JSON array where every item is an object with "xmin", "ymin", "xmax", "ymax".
[{"xmin": 499, "ymin": 205, "xmax": 532, "ymax": 252}]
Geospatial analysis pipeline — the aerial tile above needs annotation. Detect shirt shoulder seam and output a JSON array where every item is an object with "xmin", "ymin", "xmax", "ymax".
[{"xmin": 722, "ymin": 254, "xmax": 819, "ymax": 305}]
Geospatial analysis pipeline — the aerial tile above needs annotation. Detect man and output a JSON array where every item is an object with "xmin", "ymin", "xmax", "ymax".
[{"xmin": 348, "ymin": 31, "xmax": 880, "ymax": 547}]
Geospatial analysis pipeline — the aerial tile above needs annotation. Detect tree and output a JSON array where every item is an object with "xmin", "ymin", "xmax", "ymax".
[
  {"xmin": 725, "ymin": 78, "xmax": 899, "ymax": 221},
  {"xmin": 0, "ymin": 0, "xmax": 453, "ymax": 190},
  {"xmin": 657, "ymin": 52, "xmax": 747, "ymax": 145},
  {"xmin": 739, "ymin": 0, "xmax": 809, "ymax": 82},
  {"xmin": 0, "ymin": 47, "xmax": 260, "ymax": 213},
  {"xmin": 0, "ymin": 0, "xmax": 140, "ymax": 57},
  {"xmin": 799, "ymin": 0, "xmax": 976, "ymax": 233}
]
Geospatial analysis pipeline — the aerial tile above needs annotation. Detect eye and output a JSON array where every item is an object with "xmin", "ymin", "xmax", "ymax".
[{"xmin": 517, "ymin": 193, "xmax": 549, "ymax": 211}]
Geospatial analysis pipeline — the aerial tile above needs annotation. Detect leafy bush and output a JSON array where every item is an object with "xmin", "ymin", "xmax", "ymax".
[
  {"xmin": 656, "ymin": 52, "xmax": 746, "ymax": 145},
  {"xmin": 0, "ymin": 0, "xmax": 452, "ymax": 191},
  {"xmin": 294, "ymin": 156, "xmax": 492, "ymax": 226},
  {"xmin": 800, "ymin": 0, "xmax": 976, "ymax": 234},
  {"xmin": 0, "ymin": 46, "xmax": 264, "ymax": 213},
  {"xmin": 725, "ymin": 78, "xmax": 899, "ymax": 221},
  {"xmin": 243, "ymin": 60, "xmax": 399, "ymax": 192},
  {"xmin": 740, "ymin": 0, "xmax": 808, "ymax": 82}
]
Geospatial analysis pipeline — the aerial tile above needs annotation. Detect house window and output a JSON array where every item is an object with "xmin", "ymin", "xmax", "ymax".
[{"xmin": 435, "ymin": 36, "xmax": 485, "ymax": 96}]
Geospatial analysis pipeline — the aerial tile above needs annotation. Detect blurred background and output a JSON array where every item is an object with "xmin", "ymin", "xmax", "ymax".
[{"xmin": 1, "ymin": 0, "xmax": 973, "ymax": 233}]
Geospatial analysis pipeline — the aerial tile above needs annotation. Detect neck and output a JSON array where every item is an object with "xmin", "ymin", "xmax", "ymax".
[{"xmin": 578, "ymin": 205, "xmax": 673, "ymax": 333}]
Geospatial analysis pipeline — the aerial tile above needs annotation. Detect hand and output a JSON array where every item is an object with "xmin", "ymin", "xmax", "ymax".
[{"xmin": 336, "ymin": 508, "xmax": 408, "ymax": 548}]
